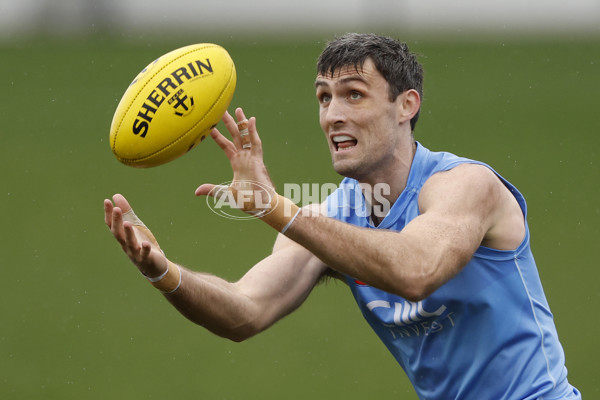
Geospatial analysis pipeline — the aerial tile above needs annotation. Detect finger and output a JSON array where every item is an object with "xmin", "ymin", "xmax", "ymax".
[
  {"xmin": 210, "ymin": 127, "xmax": 237, "ymax": 158},
  {"xmin": 222, "ymin": 110, "xmax": 242, "ymax": 149},
  {"xmin": 237, "ymin": 118, "xmax": 251, "ymax": 150},
  {"xmin": 234, "ymin": 107, "xmax": 247, "ymax": 123},
  {"xmin": 223, "ymin": 108, "xmax": 250, "ymax": 151},
  {"xmin": 104, "ymin": 199, "xmax": 114, "ymax": 228},
  {"xmin": 247, "ymin": 117, "xmax": 262, "ymax": 154},
  {"xmin": 123, "ymin": 221, "xmax": 140, "ymax": 251},
  {"xmin": 140, "ymin": 241, "xmax": 152, "ymax": 260},
  {"xmin": 111, "ymin": 206, "xmax": 126, "ymax": 243},
  {"xmin": 233, "ymin": 108, "xmax": 252, "ymax": 150}
]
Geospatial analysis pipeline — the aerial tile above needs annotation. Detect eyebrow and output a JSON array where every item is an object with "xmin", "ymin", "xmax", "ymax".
[{"xmin": 314, "ymin": 75, "xmax": 369, "ymax": 88}]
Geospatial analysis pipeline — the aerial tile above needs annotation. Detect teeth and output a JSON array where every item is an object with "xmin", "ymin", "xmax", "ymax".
[{"xmin": 332, "ymin": 135, "xmax": 355, "ymax": 143}]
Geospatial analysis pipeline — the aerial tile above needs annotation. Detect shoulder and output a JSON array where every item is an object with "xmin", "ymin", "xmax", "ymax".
[
  {"xmin": 419, "ymin": 163, "xmax": 525, "ymax": 250},
  {"xmin": 417, "ymin": 163, "xmax": 504, "ymax": 244},
  {"xmin": 419, "ymin": 163, "xmax": 502, "ymax": 212}
]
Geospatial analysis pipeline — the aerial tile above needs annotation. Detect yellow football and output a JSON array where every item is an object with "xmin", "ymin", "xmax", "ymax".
[{"xmin": 109, "ymin": 43, "xmax": 236, "ymax": 168}]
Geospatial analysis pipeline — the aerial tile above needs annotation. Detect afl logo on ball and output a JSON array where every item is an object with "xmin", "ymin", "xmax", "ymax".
[{"xmin": 169, "ymin": 89, "xmax": 195, "ymax": 117}]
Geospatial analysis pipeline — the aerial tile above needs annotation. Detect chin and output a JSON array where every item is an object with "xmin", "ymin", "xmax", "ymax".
[{"xmin": 332, "ymin": 159, "xmax": 361, "ymax": 180}]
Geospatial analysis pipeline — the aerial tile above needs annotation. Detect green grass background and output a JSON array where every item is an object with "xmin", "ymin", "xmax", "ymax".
[{"xmin": 1, "ymin": 33, "xmax": 598, "ymax": 399}]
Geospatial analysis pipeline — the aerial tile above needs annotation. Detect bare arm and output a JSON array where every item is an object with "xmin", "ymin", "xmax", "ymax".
[
  {"xmin": 104, "ymin": 195, "xmax": 328, "ymax": 342},
  {"xmin": 164, "ymin": 233, "xmax": 328, "ymax": 342},
  {"xmin": 283, "ymin": 164, "xmax": 524, "ymax": 301}
]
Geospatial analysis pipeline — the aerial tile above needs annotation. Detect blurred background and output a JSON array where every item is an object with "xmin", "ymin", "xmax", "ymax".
[{"xmin": 1, "ymin": 0, "xmax": 598, "ymax": 398}]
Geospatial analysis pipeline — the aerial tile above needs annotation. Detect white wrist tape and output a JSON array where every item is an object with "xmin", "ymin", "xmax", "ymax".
[
  {"xmin": 144, "ymin": 261, "xmax": 182, "ymax": 293},
  {"xmin": 280, "ymin": 207, "xmax": 302, "ymax": 234},
  {"xmin": 145, "ymin": 267, "xmax": 169, "ymax": 283}
]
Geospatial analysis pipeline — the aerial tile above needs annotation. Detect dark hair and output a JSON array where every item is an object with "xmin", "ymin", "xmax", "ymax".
[{"xmin": 317, "ymin": 33, "xmax": 424, "ymax": 131}]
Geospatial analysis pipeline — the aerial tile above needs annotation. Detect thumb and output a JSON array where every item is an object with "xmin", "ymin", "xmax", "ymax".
[
  {"xmin": 112, "ymin": 193, "xmax": 132, "ymax": 213},
  {"xmin": 195, "ymin": 184, "xmax": 229, "ymax": 198},
  {"xmin": 113, "ymin": 193, "xmax": 148, "ymax": 228}
]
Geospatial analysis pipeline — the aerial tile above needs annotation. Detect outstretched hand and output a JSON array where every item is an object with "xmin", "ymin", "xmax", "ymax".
[
  {"xmin": 104, "ymin": 194, "xmax": 168, "ymax": 279},
  {"xmin": 195, "ymin": 108, "xmax": 275, "ymax": 214}
]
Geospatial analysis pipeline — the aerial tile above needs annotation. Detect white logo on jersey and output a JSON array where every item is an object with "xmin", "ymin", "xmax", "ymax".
[{"xmin": 366, "ymin": 300, "xmax": 446, "ymax": 327}]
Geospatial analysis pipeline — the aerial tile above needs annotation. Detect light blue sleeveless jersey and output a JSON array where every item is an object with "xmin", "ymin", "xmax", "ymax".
[{"xmin": 325, "ymin": 142, "xmax": 580, "ymax": 400}]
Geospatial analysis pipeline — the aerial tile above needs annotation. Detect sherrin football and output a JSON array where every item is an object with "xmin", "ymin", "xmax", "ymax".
[{"xmin": 110, "ymin": 43, "xmax": 236, "ymax": 168}]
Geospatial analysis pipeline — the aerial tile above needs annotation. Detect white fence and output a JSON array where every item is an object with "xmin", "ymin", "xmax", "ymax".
[{"xmin": 1, "ymin": 0, "xmax": 599, "ymax": 37}]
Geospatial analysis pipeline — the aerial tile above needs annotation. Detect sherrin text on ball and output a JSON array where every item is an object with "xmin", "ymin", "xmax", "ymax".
[{"xmin": 109, "ymin": 43, "xmax": 236, "ymax": 168}]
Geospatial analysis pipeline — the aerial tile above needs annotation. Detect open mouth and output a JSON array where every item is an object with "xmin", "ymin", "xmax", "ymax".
[{"xmin": 332, "ymin": 134, "xmax": 358, "ymax": 152}]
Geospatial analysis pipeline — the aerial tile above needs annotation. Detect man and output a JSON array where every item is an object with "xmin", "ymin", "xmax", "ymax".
[{"xmin": 104, "ymin": 33, "xmax": 581, "ymax": 399}]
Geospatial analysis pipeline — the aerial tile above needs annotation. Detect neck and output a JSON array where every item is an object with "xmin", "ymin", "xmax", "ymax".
[{"xmin": 359, "ymin": 140, "xmax": 417, "ymax": 225}]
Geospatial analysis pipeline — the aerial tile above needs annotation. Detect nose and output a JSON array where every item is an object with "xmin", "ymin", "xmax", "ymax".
[{"xmin": 323, "ymin": 96, "xmax": 347, "ymax": 126}]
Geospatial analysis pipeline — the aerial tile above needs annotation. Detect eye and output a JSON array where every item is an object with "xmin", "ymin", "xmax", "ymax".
[
  {"xmin": 349, "ymin": 91, "xmax": 362, "ymax": 100},
  {"xmin": 318, "ymin": 93, "xmax": 332, "ymax": 104}
]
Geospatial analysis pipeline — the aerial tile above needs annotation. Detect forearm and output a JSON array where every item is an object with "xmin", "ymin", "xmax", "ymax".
[
  {"xmin": 285, "ymin": 215, "xmax": 407, "ymax": 296},
  {"xmin": 250, "ymin": 198, "xmax": 427, "ymax": 298},
  {"xmin": 282, "ymin": 212, "xmax": 458, "ymax": 301},
  {"xmin": 155, "ymin": 244, "xmax": 327, "ymax": 342},
  {"xmin": 161, "ymin": 265, "xmax": 260, "ymax": 342}
]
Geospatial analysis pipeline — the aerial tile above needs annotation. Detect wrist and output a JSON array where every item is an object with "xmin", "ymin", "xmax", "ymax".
[
  {"xmin": 258, "ymin": 194, "xmax": 300, "ymax": 232},
  {"xmin": 143, "ymin": 260, "xmax": 182, "ymax": 293}
]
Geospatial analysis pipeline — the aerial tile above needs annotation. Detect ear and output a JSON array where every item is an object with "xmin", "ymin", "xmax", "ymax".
[{"xmin": 396, "ymin": 89, "xmax": 421, "ymax": 124}]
